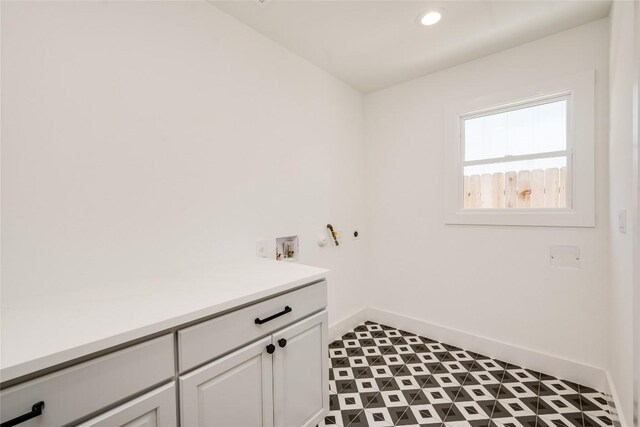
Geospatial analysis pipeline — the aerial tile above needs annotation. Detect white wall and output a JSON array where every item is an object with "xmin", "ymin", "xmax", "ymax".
[
  {"xmin": 608, "ymin": 1, "xmax": 638, "ymax": 425},
  {"xmin": 0, "ymin": 1, "xmax": 367, "ymax": 326},
  {"xmin": 364, "ymin": 19, "xmax": 610, "ymax": 375},
  {"xmin": 3, "ymin": 0, "xmax": 631, "ymax": 406}
]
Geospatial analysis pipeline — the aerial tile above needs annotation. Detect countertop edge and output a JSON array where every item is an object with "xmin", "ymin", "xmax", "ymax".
[{"xmin": 0, "ymin": 269, "xmax": 328, "ymax": 384}]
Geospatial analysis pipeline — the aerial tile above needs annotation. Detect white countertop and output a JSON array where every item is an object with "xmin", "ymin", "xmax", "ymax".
[{"xmin": 0, "ymin": 259, "xmax": 328, "ymax": 383}]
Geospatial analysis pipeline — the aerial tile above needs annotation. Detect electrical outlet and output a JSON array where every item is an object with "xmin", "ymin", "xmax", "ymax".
[
  {"xmin": 619, "ymin": 209, "xmax": 627, "ymax": 234},
  {"xmin": 256, "ymin": 240, "xmax": 269, "ymax": 258}
]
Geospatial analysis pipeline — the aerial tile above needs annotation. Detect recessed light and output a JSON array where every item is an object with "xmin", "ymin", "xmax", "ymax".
[{"xmin": 419, "ymin": 10, "xmax": 442, "ymax": 26}]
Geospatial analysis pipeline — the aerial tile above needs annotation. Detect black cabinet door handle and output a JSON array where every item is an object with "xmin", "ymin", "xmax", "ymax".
[
  {"xmin": 255, "ymin": 306, "xmax": 292, "ymax": 325},
  {"xmin": 266, "ymin": 344, "xmax": 276, "ymax": 354},
  {"xmin": 278, "ymin": 338, "xmax": 287, "ymax": 348},
  {"xmin": 1, "ymin": 401, "xmax": 45, "ymax": 427}
]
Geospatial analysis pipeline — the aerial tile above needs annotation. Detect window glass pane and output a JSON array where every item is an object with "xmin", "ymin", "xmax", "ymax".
[
  {"xmin": 463, "ymin": 157, "xmax": 567, "ymax": 209},
  {"xmin": 464, "ymin": 99, "xmax": 567, "ymax": 162}
]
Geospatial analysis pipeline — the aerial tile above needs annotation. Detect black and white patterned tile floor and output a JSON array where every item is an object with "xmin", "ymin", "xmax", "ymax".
[{"xmin": 319, "ymin": 321, "xmax": 617, "ymax": 427}]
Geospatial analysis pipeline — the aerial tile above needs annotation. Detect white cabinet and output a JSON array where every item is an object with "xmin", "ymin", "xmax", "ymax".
[
  {"xmin": 179, "ymin": 310, "xmax": 328, "ymax": 427},
  {"xmin": 273, "ymin": 311, "xmax": 328, "ymax": 427},
  {"xmin": 1, "ymin": 281, "xmax": 328, "ymax": 427},
  {"xmin": 0, "ymin": 335, "xmax": 174, "ymax": 427},
  {"xmin": 77, "ymin": 383, "xmax": 176, "ymax": 427},
  {"xmin": 180, "ymin": 337, "xmax": 274, "ymax": 427},
  {"xmin": 178, "ymin": 281, "xmax": 327, "ymax": 373}
]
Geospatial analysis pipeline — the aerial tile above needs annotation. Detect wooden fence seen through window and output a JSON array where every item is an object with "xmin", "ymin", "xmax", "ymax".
[{"xmin": 463, "ymin": 167, "xmax": 566, "ymax": 209}]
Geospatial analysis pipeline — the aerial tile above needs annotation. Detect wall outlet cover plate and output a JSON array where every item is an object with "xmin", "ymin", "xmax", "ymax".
[
  {"xmin": 549, "ymin": 245, "xmax": 581, "ymax": 269},
  {"xmin": 618, "ymin": 209, "xmax": 627, "ymax": 233}
]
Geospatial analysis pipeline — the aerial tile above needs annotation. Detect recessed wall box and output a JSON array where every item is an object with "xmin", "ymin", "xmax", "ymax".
[{"xmin": 276, "ymin": 235, "xmax": 299, "ymax": 262}]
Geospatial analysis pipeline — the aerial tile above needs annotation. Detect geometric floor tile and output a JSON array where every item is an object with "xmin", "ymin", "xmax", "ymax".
[{"xmin": 318, "ymin": 321, "xmax": 616, "ymax": 427}]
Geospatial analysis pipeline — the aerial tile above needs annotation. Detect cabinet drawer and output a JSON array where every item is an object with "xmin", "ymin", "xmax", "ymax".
[
  {"xmin": 77, "ymin": 383, "xmax": 176, "ymax": 427},
  {"xmin": 178, "ymin": 280, "xmax": 327, "ymax": 372},
  {"xmin": 0, "ymin": 335, "xmax": 174, "ymax": 427}
]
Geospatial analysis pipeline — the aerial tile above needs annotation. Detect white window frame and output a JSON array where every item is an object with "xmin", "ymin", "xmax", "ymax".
[{"xmin": 444, "ymin": 70, "xmax": 595, "ymax": 227}]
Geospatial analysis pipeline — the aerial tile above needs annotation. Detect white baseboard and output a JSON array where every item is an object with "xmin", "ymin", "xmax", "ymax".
[
  {"xmin": 329, "ymin": 306, "xmax": 625, "ymax": 421},
  {"xmin": 604, "ymin": 370, "xmax": 628, "ymax": 427},
  {"xmin": 330, "ymin": 306, "xmax": 608, "ymax": 392},
  {"xmin": 329, "ymin": 307, "xmax": 368, "ymax": 342}
]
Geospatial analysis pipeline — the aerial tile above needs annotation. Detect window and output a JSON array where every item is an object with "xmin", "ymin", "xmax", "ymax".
[
  {"xmin": 462, "ymin": 96, "xmax": 569, "ymax": 209},
  {"xmin": 444, "ymin": 71, "xmax": 595, "ymax": 227}
]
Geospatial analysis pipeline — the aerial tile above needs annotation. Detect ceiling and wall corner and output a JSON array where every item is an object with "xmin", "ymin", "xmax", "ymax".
[{"xmin": 212, "ymin": 0, "xmax": 612, "ymax": 93}]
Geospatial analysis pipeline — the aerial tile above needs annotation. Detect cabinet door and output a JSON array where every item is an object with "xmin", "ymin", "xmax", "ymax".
[
  {"xmin": 179, "ymin": 337, "xmax": 274, "ymax": 427},
  {"xmin": 77, "ymin": 383, "xmax": 176, "ymax": 427},
  {"xmin": 273, "ymin": 310, "xmax": 328, "ymax": 427}
]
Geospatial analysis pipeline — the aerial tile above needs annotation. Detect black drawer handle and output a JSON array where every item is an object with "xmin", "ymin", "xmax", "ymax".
[
  {"xmin": 266, "ymin": 344, "xmax": 276, "ymax": 354},
  {"xmin": 1, "ymin": 401, "xmax": 45, "ymax": 427},
  {"xmin": 278, "ymin": 338, "xmax": 287, "ymax": 348},
  {"xmin": 255, "ymin": 306, "xmax": 292, "ymax": 325}
]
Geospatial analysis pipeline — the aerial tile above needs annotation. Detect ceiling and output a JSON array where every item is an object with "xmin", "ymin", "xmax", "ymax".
[{"xmin": 212, "ymin": 0, "xmax": 611, "ymax": 93}]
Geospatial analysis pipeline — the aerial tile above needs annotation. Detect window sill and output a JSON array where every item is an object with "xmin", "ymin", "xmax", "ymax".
[{"xmin": 444, "ymin": 208, "xmax": 595, "ymax": 227}]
